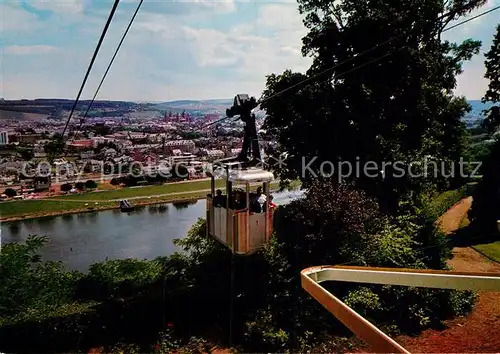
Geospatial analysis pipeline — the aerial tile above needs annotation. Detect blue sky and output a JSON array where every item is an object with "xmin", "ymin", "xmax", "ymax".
[{"xmin": 1, "ymin": 0, "xmax": 499, "ymax": 101}]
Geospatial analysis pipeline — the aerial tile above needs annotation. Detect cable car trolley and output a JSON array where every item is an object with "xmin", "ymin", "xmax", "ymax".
[{"xmin": 206, "ymin": 94, "xmax": 275, "ymax": 255}]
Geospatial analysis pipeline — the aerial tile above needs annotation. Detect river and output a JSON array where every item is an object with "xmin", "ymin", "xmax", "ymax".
[{"xmin": 1, "ymin": 189, "xmax": 304, "ymax": 271}]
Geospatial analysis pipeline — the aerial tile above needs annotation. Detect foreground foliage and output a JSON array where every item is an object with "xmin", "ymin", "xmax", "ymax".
[
  {"xmin": 0, "ymin": 181, "xmax": 475, "ymax": 352},
  {"xmin": 244, "ymin": 181, "xmax": 474, "ymax": 351},
  {"xmin": 469, "ymin": 138, "xmax": 500, "ymax": 233}
]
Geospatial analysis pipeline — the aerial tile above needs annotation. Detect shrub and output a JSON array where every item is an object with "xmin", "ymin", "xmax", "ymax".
[
  {"xmin": 419, "ymin": 187, "xmax": 467, "ymax": 223},
  {"xmin": 170, "ymin": 163, "xmax": 189, "ymax": 180},
  {"xmin": 85, "ymin": 180, "xmax": 98, "ymax": 189},
  {"xmin": 243, "ymin": 180, "xmax": 474, "ymax": 351},
  {"xmin": 0, "ymin": 235, "xmax": 81, "ymax": 318},
  {"xmin": 110, "ymin": 178, "xmax": 119, "ymax": 186},
  {"xmin": 4, "ymin": 188, "xmax": 17, "ymax": 198},
  {"xmin": 75, "ymin": 182, "xmax": 85, "ymax": 190},
  {"xmin": 60, "ymin": 183, "xmax": 72, "ymax": 192},
  {"xmin": 79, "ymin": 258, "xmax": 166, "ymax": 300}
]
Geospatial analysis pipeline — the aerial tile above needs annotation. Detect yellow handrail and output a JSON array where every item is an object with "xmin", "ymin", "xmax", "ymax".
[{"xmin": 301, "ymin": 265, "xmax": 500, "ymax": 353}]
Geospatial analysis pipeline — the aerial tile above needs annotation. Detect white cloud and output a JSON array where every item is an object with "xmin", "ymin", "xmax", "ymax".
[
  {"xmin": 0, "ymin": 2, "xmax": 42, "ymax": 31},
  {"xmin": 1, "ymin": 0, "xmax": 495, "ymax": 101},
  {"xmin": 0, "ymin": 1, "xmax": 311, "ymax": 100},
  {"xmin": 3, "ymin": 45, "xmax": 59, "ymax": 55},
  {"xmin": 28, "ymin": 0, "xmax": 84, "ymax": 14},
  {"xmin": 185, "ymin": 0, "xmax": 236, "ymax": 13},
  {"xmin": 256, "ymin": 3, "xmax": 301, "ymax": 29}
]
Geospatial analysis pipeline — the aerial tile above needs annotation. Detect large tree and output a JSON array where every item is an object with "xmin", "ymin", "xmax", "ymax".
[
  {"xmin": 468, "ymin": 23, "xmax": 500, "ymax": 232},
  {"xmin": 481, "ymin": 24, "xmax": 500, "ymax": 132},
  {"xmin": 261, "ymin": 0, "xmax": 486, "ymax": 213}
]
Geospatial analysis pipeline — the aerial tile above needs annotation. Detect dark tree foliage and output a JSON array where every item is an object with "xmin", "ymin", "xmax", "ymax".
[
  {"xmin": 85, "ymin": 180, "xmax": 98, "ymax": 189},
  {"xmin": 481, "ymin": 24, "xmax": 500, "ymax": 132},
  {"xmin": 16, "ymin": 147, "xmax": 34, "ymax": 161},
  {"xmin": 170, "ymin": 163, "xmax": 189, "ymax": 180},
  {"xmin": 91, "ymin": 123, "xmax": 111, "ymax": 137},
  {"xmin": 261, "ymin": 0, "xmax": 485, "ymax": 213},
  {"xmin": 469, "ymin": 24, "xmax": 500, "ymax": 233},
  {"xmin": 44, "ymin": 140, "xmax": 65, "ymax": 163},
  {"xmin": 468, "ymin": 138, "xmax": 500, "ymax": 232},
  {"xmin": 122, "ymin": 175, "xmax": 140, "ymax": 187},
  {"xmin": 75, "ymin": 182, "xmax": 85, "ymax": 191},
  {"xmin": 4, "ymin": 188, "xmax": 17, "ymax": 198},
  {"xmin": 245, "ymin": 180, "xmax": 474, "ymax": 350},
  {"xmin": 60, "ymin": 183, "xmax": 72, "ymax": 192}
]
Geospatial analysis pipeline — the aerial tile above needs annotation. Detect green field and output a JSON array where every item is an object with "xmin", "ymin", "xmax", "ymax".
[
  {"xmin": 0, "ymin": 200, "xmax": 115, "ymax": 218},
  {"xmin": 0, "ymin": 179, "xmax": 295, "ymax": 219},
  {"xmin": 52, "ymin": 179, "xmax": 226, "ymax": 201}
]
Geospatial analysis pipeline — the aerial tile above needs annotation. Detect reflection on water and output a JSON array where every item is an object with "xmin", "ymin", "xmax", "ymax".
[
  {"xmin": 172, "ymin": 200, "xmax": 198, "ymax": 210},
  {"xmin": 1, "ymin": 189, "xmax": 304, "ymax": 272}
]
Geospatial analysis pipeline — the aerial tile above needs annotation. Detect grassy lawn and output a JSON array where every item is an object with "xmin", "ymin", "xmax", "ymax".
[
  {"xmin": 473, "ymin": 242, "xmax": 500, "ymax": 263},
  {"xmin": 51, "ymin": 179, "xmax": 226, "ymax": 201},
  {"xmin": 0, "ymin": 200, "xmax": 115, "ymax": 218},
  {"xmin": 456, "ymin": 213, "xmax": 500, "ymax": 263}
]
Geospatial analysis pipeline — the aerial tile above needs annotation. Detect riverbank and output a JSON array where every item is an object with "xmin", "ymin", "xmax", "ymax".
[
  {"xmin": 0, "ymin": 181, "xmax": 297, "ymax": 222},
  {"xmin": 0, "ymin": 191, "xmax": 207, "ymax": 222}
]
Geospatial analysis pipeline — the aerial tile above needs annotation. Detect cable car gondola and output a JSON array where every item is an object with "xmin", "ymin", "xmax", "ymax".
[{"xmin": 205, "ymin": 94, "xmax": 275, "ymax": 255}]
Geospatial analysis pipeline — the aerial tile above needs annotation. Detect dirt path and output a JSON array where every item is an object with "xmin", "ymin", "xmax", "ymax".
[{"xmin": 398, "ymin": 197, "xmax": 500, "ymax": 353}]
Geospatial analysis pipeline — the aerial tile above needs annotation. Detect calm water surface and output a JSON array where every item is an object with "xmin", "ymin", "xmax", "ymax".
[{"xmin": 1, "ymin": 189, "xmax": 304, "ymax": 271}]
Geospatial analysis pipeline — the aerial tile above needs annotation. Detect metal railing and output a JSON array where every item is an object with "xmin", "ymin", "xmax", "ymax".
[{"xmin": 301, "ymin": 265, "xmax": 500, "ymax": 353}]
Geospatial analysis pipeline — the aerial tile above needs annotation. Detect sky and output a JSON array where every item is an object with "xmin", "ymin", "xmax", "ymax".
[{"xmin": 0, "ymin": 0, "xmax": 499, "ymax": 102}]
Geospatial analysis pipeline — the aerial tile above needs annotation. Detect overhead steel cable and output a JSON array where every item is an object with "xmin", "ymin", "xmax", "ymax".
[
  {"xmin": 307, "ymin": 4, "xmax": 500, "ymax": 91},
  {"xmin": 60, "ymin": 0, "xmax": 121, "ymax": 140},
  {"xmin": 71, "ymin": 0, "xmax": 144, "ymax": 143}
]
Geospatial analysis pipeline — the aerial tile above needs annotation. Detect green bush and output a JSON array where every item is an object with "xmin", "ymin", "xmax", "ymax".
[
  {"xmin": 0, "ymin": 184, "xmax": 477, "ymax": 353},
  {"xmin": 242, "ymin": 181, "xmax": 475, "ymax": 351},
  {"xmin": 4, "ymin": 188, "xmax": 17, "ymax": 197},
  {"xmin": 0, "ymin": 235, "xmax": 81, "ymax": 318},
  {"xmin": 60, "ymin": 183, "xmax": 72, "ymax": 192},
  {"xmin": 420, "ymin": 186, "xmax": 467, "ymax": 222},
  {"xmin": 79, "ymin": 258, "xmax": 166, "ymax": 300},
  {"xmin": 85, "ymin": 180, "xmax": 98, "ymax": 189}
]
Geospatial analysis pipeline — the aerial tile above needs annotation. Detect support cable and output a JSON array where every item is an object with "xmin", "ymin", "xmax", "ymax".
[
  {"xmin": 61, "ymin": 0, "xmax": 121, "ymax": 139},
  {"xmin": 71, "ymin": 0, "xmax": 144, "ymax": 143}
]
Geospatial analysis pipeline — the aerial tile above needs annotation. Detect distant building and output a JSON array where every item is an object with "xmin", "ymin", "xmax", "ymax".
[
  {"xmin": 0, "ymin": 131, "xmax": 8, "ymax": 146},
  {"xmin": 169, "ymin": 153, "xmax": 197, "ymax": 165},
  {"xmin": 69, "ymin": 139, "xmax": 94, "ymax": 149},
  {"xmin": 16, "ymin": 134, "xmax": 42, "ymax": 144}
]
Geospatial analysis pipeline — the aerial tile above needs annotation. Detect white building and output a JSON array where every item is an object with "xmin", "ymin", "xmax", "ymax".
[
  {"xmin": 165, "ymin": 140, "xmax": 195, "ymax": 154},
  {"xmin": 0, "ymin": 131, "xmax": 9, "ymax": 146}
]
